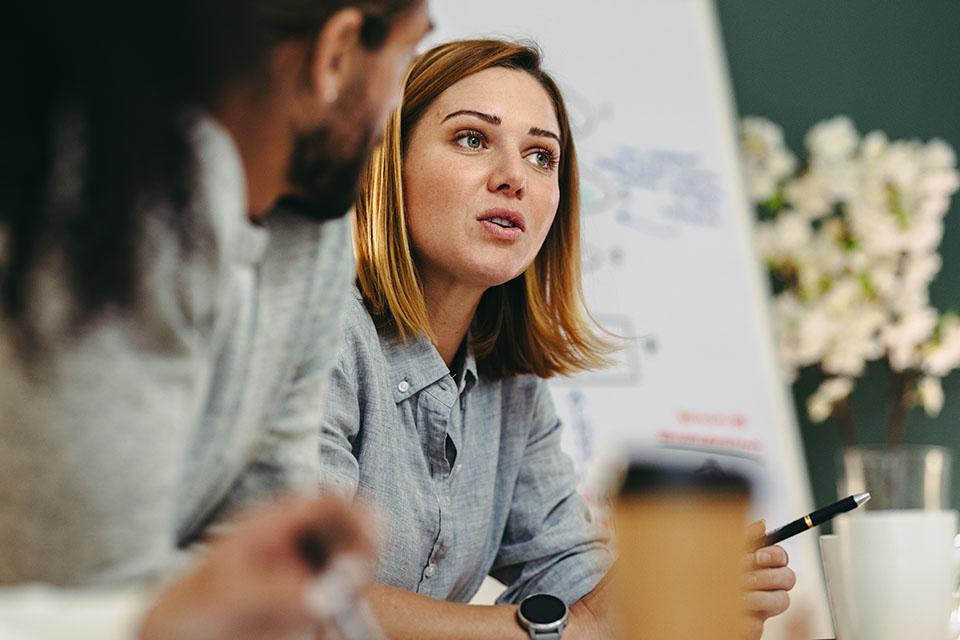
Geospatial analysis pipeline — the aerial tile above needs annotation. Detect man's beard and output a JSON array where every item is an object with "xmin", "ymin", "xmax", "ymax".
[{"xmin": 284, "ymin": 119, "xmax": 378, "ymax": 222}]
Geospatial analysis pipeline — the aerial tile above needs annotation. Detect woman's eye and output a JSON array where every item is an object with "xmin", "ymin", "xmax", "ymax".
[
  {"xmin": 455, "ymin": 133, "xmax": 484, "ymax": 150},
  {"xmin": 526, "ymin": 150, "xmax": 556, "ymax": 170}
]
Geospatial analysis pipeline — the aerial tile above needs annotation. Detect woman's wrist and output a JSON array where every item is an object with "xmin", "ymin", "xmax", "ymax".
[{"xmin": 563, "ymin": 601, "xmax": 600, "ymax": 640}]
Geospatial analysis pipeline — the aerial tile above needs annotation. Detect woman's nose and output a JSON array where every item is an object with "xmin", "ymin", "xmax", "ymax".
[{"xmin": 486, "ymin": 152, "xmax": 526, "ymax": 199}]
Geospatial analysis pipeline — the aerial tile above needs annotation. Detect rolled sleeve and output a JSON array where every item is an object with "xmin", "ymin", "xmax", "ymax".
[
  {"xmin": 490, "ymin": 382, "xmax": 612, "ymax": 606},
  {"xmin": 218, "ymin": 370, "xmax": 329, "ymax": 511},
  {"xmin": 317, "ymin": 336, "xmax": 364, "ymax": 499},
  {"xmin": 211, "ymin": 214, "xmax": 355, "ymax": 518}
]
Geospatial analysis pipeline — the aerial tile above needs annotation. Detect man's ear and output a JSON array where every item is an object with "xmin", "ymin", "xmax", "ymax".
[{"xmin": 309, "ymin": 7, "xmax": 365, "ymax": 105}]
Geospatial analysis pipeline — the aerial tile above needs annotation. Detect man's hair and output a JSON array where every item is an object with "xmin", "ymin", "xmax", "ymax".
[
  {"xmin": 0, "ymin": 0, "xmax": 418, "ymax": 327},
  {"xmin": 355, "ymin": 39, "xmax": 613, "ymax": 379}
]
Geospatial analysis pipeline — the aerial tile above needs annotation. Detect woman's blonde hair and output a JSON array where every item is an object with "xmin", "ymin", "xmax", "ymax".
[{"xmin": 355, "ymin": 38, "xmax": 612, "ymax": 379}]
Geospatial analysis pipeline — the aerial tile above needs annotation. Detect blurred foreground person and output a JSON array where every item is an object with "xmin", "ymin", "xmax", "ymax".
[{"xmin": 0, "ymin": 0, "xmax": 430, "ymax": 638}]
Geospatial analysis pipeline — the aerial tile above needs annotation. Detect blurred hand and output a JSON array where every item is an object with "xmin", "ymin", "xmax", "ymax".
[
  {"xmin": 139, "ymin": 496, "xmax": 376, "ymax": 640},
  {"xmin": 741, "ymin": 520, "xmax": 797, "ymax": 640}
]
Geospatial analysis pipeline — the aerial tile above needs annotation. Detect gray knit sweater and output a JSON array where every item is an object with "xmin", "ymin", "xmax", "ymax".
[{"xmin": 0, "ymin": 117, "xmax": 353, "ymax": 586}]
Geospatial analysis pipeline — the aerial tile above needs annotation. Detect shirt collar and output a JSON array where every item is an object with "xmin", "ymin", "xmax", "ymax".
[
  {"xmin": 380, "ymin": 326, "xmax": 451, "ymax": 403},
  {"xmin": 196, "ymin": 113, "xmax": 269, "ymax": 265},
  {"xmin": 459, "ymin": 346, "xmax": 478, "ymax": 395},
  {"xmin": 377, "ymin": 319, "xmax": 479, "ymax": 403}
]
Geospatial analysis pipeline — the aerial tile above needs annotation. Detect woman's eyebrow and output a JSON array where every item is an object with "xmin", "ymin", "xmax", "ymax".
[
  {"xmin": 529, "ymin": 126, "xmax": 561, "ymax": 145},
  {"xmin": 442, "ymin": 109, "xmax": 501, "ymax": 125},
  {"xmin": 443, "ymin": 110, "xmax": 561, "ymax": 145}
]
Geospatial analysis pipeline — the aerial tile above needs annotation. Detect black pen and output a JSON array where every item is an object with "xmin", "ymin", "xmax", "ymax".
[{"xmin": 758, "ymin": 492, "xmax": 871, "ymax": 548}]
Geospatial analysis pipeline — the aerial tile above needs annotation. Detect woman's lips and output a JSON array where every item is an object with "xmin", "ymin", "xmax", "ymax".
[
  {"xmin": 476, "ymin": 209, "xmax": 526, "ymax": 231},
  {"xmin": 479, "ymin": 218, "xmax": 524, "ymax": 240}
]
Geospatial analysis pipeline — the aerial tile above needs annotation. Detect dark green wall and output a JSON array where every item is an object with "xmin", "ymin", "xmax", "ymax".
[{"xmin": 716, "ymin": 1, "xmax": 960, "ymax": 514}]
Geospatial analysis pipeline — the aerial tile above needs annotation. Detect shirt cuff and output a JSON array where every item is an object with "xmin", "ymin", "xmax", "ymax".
[{"xmin": 496, "ymin": 545, "xmax": 613, "ymax": 607}]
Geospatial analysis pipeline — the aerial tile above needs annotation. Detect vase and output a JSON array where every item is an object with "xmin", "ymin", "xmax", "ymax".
[{"xmin": 837, "ymin": 445, "xmax": 952, "ymax": 510}]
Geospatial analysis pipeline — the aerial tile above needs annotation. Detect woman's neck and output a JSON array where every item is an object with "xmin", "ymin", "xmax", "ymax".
[{"xmin": 421, "ymin": 274, "xmax": 485, "ymax": 368}]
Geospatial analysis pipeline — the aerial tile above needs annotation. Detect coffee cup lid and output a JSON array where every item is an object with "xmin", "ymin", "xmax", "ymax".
[{"xmin": 619, "ymin": 459, "xmax": 752, "ymax": 496}]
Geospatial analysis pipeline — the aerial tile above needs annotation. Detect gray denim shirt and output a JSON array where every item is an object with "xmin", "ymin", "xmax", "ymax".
[{"xmin": 320, "ymin": 290, "xmax": 611, "ymax": 605}]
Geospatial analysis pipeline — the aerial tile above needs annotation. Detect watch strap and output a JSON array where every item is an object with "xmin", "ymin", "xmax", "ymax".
[{"xmin": 528, "ymin": 631, "xmax": 562, "ymax": 640}]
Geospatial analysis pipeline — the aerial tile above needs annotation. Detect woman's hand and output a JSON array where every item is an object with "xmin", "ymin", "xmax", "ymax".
[
  {"xmin": 139, "ymin": 496, "xmax": 376, "ymax": 640},
  {"xmin": 742, "ymin": 520, "xmax": 797, "ymax": 640},
  {"xmin": 565, "ymin": 574, "xmax": 617, "ymax": 640}
]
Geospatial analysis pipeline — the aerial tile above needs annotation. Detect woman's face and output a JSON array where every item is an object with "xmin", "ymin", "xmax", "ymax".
[{"xmin": 402, "ymin": 67, "xmax": 562, "ymax": 292}]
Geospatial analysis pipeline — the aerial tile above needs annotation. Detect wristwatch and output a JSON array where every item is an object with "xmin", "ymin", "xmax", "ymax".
[{"xmin": 516, "ymin": 593, "xmax": 568, "ymax": 639}]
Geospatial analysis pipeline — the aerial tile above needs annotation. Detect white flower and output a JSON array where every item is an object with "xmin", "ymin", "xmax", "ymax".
[
  {"xmin": 924, "ymin": 138, "xmax": 957, "ymax": 171},
  {"xmin": 773, "ymin": 295, "xmax": 831, "ymax": 369},
  {"xmin": 821, "ymin": 304, "xmax": 885, "ymax": 376},
  {"xmin": 904, "ymin": 218, "xmax": 944, "ymax": 254},
  {"xmin": 880, "ymin": 141, "xmax": 923, "ymax": 189},
  {"xmin": 890, "ymin": 288, "xmax": 931, "ymax": 316},
  {"xmin": 920, "ymin": 172, "xmax": 960, "ymax": 201},
  {"xmin": 885, "ymin": 253, "xmax": 939, "ymax": 316},
  {"xmin": 919, "ymin": 139, "xmax": 960, "ymax": 207},
  {"xmin": 915, "ymin": 191, "xmax": 950, "ymax": 219},
  {"xmin": 784, "ymin": 171, "xmax": 833, "ymax": 219},
  {"xmin": 883, "ymin": 306, "xmax": 938, "ymax": 371},
  {"xmin": 741, "ymin": 117, "xmax": 797, "ymax": 202},
  {"xmin": 755, "ymin": 210, "xmax": 817, "ymax": 269},
  {"xmin": 917, "ymin": 376, "xmax": 945, "ymax": 417},
  {"xmin": 775, "ymin": 210, "xmax": 812, "ymax": 254},
  {"xmin": 820, "ymin": 376, "xmax": 855, "ymax": 400},
  {"xmin": 924, "ymin": 316, "xmax": 960, "ymax": 377},
  {"xmin": 807, "ymin": 377, "xmax": 855, "ymax": 423},
  {"xmin": 741, "ymin": 116, "xmax": 959, "ymax": 420},
  {"xmin": 806, "ymin": 116, "xmax": 859, "ymax": 163},
  {"xmin": 822, "ymin": 339, "xmax": 871, "ymax": 376},
  {"xmin": 865, "ymin": 261, "xmax": 898, "ymax": 298},
  {"xmin": 809, "ymin": 225, "xmax": 849, "ymax": 276},
  {"xmin": 821, "ymin": 277, "xmax": 863, "ymax": 316},
  {"xmin": 846, "ymin": 201, "xmax": 904, "ymax": 258},
  {"xmin": 902, "ymin": 253, "xmax": 942, "ymax": 291},
  {"xmin": 821, "ymin": 161, "xmax": 861, "ymax": 201},
  {"xmin": 755, "ymin": 221, "xmax": 780, "ymax": 264},
  {"xmin": 861, "ymin": 131, "xmax": 889, "ymax": 162},
  {"xmin": 793, "ymin": 261, "xmax": 825, "ymax": 301},
  {"xmin": 808, "ymin": 396, "xmax": 832, "ymax": 423}
]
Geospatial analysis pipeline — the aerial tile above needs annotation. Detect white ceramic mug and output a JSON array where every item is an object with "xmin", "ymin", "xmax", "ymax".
[
  {"xmin": 825, "ymin": 510, "xmax": 960, "ymax": 640},
  {"xmin": 818, "ymin": 535, "xmax": 852, "ymax": 640}
]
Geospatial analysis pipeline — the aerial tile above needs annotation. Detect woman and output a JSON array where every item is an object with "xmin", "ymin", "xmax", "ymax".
[{"xmin": 321, "ymin": 39, "xmax": 794, "ymax": 639}]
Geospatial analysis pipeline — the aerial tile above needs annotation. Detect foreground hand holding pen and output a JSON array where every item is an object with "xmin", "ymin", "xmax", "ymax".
[
  {"xmin": 139, "ymin": 496, "xmax": 377, "ymax": 640},
  {"xmin": 301, "ymin": 536, "xmax": 386, "ymax": 640}
]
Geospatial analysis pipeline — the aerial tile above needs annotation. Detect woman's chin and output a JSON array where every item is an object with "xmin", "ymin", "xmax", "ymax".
[
  {"xmin": 429, "ymin": 248, "xmax": 531, "ymax": 290},
  {"xmin": 485, "ymin": 269, "xmax": 528, "ymax": 289}
]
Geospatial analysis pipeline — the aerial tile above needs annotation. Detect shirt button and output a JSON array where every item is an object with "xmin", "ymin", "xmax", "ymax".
[
  {"xmin": 424, "ymin": 564, "xmax": 436, "ymax": 578},
  {"xmin": 398, "ymin": 380, "xmax": 410, "ymax": 392}
]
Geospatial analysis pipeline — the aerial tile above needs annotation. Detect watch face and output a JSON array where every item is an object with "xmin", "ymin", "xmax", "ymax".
[{"xmin": 520, "ymin": 594, "xmax": 567, "ymax": 625}]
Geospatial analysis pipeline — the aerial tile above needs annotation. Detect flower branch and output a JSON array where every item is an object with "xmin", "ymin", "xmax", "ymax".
[{"xmin": 740, "ymin": 116, "xmax": 960, "ymax": 444}]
